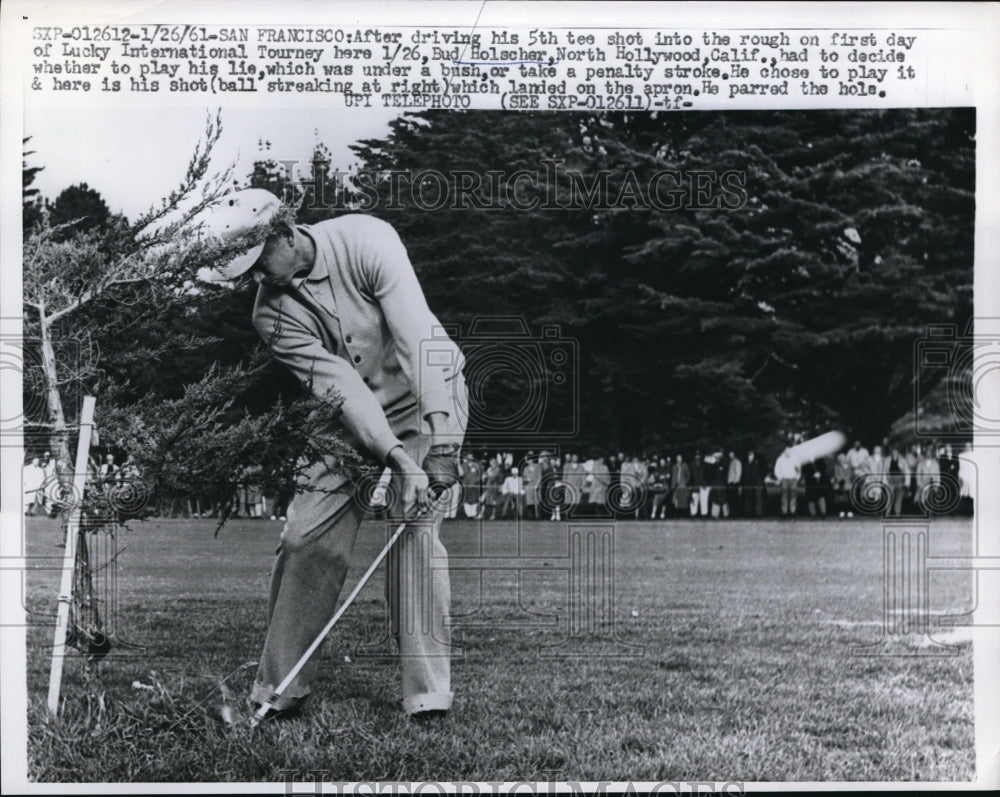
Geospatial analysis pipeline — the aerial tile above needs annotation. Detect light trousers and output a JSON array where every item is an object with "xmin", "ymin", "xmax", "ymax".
[{"xmin": 251, "ymin": 385, "xmax": 466, "ymax": 715}]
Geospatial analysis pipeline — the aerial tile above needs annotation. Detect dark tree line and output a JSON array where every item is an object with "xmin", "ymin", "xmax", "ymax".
[{"xmin": 346, "ymin": 109, "xmax": 974, "ymax": 451}]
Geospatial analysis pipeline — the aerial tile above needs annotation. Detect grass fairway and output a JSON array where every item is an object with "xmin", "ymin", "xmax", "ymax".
[{"xmin": 22, "ymin": 513, "xmax": 974, "ymax": 783}]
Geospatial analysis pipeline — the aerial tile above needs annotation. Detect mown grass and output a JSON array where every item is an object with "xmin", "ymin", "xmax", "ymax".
[{"xmin": 21, "ymin": 514, "xmax": 975, "ymax": 782}]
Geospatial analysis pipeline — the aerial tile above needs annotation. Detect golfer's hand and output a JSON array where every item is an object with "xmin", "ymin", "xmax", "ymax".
[{"xmin": 386, "ymin": 446, "xmax": 430, "ymax": 515}]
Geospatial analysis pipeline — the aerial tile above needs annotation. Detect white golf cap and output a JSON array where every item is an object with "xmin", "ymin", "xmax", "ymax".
[{"xmin": 193, "ymin": 189, "xmax": 282, "ymax": 283}]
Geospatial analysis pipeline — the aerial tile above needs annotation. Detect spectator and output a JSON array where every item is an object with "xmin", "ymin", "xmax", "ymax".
[
  {"xmin": 958, "ymin": 443, "xmax": 976, "ymax": 513},
  {"xmin": 243, "ymin": 466, "xmax": 264, "ymax": 519},
  {"xmin": 522, "ymin": 455, "xmax": 541, "ymax": 520},
  {"xmin": 272, "ymin": 488, "xmax": 291, "ymax": 522},
  {"xmin": 119, "ymin": 453, "xmax": 140, "ymax": 482},
  {"xmin": 636, "ymin": 454, "xmax": 651, "ymax": 517},
  {"xmin": 482, "ymin": 457, "xmax": 503, "ymax": 520},
  {"xmin": 915, "ymin": 447, "xmax": 941, "ymax": 513},
  {"xmin": 538, "ymin": 451, "xmax": 561, "ymax": 521},
  {"xmin": 51, "ymin": 454, "xmax": 74, "ymax": 518},
  {"xmin": 832, "ymin": 452, "xmax": 852, "ymax": 516},
  {"xmin": 775, "ymin": 446, "xmax": 801, "ymax": 518},
  {"xmin": 802, "ymin": 457, "xmax": 828, "ymax": 517},
  {"xmin": 707, "ymin": 451, "xmax": 728, "ymax": 519},
  {"xmin": 740, "ymin": 450, "xmax": 764, "ymax": 518},
  {"xmin": 648, "ymin": 458, "xmax": 670, "ymax": 519},
  {"xmin": 939, "ymin": 443, "xmax": 960, "ymax": 505},
  {"xmin": 500, "ymin": 467, "xmax": 524, "ymax": 519},
  {"xmin": 589, "ymin": 455, "xmax": 611, "ymax": 516},
  {"xmin": 671, "ymin": 454, "xmax": 691, "ymax": 517},
  {"xmin": 99, "ymin": 454, "xmax": 120, "ymax": 488},
  {"xmin": 39, "ymin": 451, "xmax": 56, "ymax": 514},
  {"xmin": 870, "ymin": 444, "xmax": 886, "ymax": 473},
  {"xmin": 726, "ymin": 450, "xmax": 742, "ymax": 518},
  {"xmin": 581, "ymin": 455, "xmax": 594, "ymax": 509},
  {"xmin": 904, "ymin": 444, "xmax": 921, "ymax": 508},
  {"xmin": 846, "ymin": 440, "xmax": 871, "ymax": 482},
  {"xmin": 637, "ymin": 453, "xmax": 656, "ymax": 518},
  {"xmin": 562, "ymin": 453, "xmax": 586, "ymax": 519},
  {"xmin": 264, "ymin": 488, "xmax": 286, "ymax": 522},
  {"xmin": 602, "ymin": 454, "xmax": 617, "ymax": 516},
  {"xmin": 110, "ymin": 454, "xmax": 144, "ymax": 518},
  {"xmin": 689, "ymin": 450, "xmax": 709, "ymax": 518},
  {"xmin": 24, "ymin": 456, "xmax": 45, "ymax": 515},
  {"xmin": 87, "ymin": 454, "xmax": 101, "ymax": 485},
  {"xmin": 886, "ymin": 446, "xmax": 909, "ymax": 516},
  {"xmin": 620, "ymin": 454, "xmax": 646, "ymax": 519},
  {"xmin": 460, "ymin": 452, "xmax": 483, "ymax": 520}
]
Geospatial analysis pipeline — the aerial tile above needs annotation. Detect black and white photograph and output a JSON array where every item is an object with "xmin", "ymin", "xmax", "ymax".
[{"xmin": 2, "ymin": 1, "xmax": 997, "ymax": 792}]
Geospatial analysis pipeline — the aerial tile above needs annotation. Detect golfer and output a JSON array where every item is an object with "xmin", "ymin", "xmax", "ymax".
[{"xmin": 198, "ymin": 189, "xmax": 467, "ymax": 721}]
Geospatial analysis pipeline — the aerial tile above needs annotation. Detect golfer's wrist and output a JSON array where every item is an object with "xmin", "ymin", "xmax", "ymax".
[{"xmin": 386, "ymin": 444, "xmax": 417, "ymax": 472}]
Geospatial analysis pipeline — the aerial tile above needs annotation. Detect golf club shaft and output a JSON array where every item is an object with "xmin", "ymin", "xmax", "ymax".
[{"xmin": 250, "ymin": 501, "xmax": 437, "ymax": 728}]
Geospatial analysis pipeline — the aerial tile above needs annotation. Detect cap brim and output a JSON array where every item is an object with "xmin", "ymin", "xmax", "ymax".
[{"xmin": 196, "ymin": 242, "xmax": 267, "ymax": 283}]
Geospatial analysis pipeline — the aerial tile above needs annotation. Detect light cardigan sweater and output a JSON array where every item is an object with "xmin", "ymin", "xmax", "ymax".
[{"xmin": 253, "ymin": 214, "xmax": 464, "ymax": 462}]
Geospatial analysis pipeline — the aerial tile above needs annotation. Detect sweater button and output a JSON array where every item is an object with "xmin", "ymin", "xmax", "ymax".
[
  {"xmin": 345, "ymin": 335, "xmax": 352, "ymax": 343},
  {"xmin": 354, "ymin": 355, "xmax": 361, "ymax": 363}
]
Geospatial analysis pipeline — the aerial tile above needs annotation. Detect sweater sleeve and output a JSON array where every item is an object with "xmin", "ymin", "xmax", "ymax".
[
  {"xmin": 253, "ymin": 296, "xmax": 403, "ymax": 463},
  {"xmin": 361, "ymin": 219, "xmax": 458, "ymax": 419}
]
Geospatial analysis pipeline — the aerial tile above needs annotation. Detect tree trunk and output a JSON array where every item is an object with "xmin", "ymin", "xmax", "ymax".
[{"xmin": 38, "ymin": 313, "xmax": 71, "ymax": 464}]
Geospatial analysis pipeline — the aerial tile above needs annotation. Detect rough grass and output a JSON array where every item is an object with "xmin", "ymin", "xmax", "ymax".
[{"xmin": 20, "ymin": 514, "xmax": 975, "ymax": 783}]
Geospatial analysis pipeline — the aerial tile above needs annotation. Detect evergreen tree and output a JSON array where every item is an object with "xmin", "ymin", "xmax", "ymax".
[
  {"xmin": 22, "ymin": 137, "xmax": 44, "ymax": 234},
  {"xmin": 348, "ymin": 109, "xmax": 974, "ymax": 451},
  {"xmin": 47, "ymin": 182, "xmax": 112, "ymax": 238}
]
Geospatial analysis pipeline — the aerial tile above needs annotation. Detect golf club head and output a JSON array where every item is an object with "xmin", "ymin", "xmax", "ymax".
[
  {"xmin": 87, "ymin": 631, "xmax": 112, "ymax": 661},
  {"xmin": 66, "ymin": 626, "xmax": 112, "ymax": 662}
]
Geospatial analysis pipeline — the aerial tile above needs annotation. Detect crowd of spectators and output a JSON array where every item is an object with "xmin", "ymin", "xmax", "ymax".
[
  {"xmin": 149, "ymin": 466, "xmax": 293, "ymax": 521},
  {"xmin": 19, "ymin": 450, "xmax": 266, "ymax": 521},
  {"xmin": 430, "ymin": 436, "xmax": 978, "ymax": 521},
  {"xmin": 24, "ymin": 434, "xmax": 977, "ymax": 523}
]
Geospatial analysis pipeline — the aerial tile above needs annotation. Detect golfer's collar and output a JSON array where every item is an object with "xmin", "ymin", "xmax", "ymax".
[{"xmin": 290, "ymin": 226, "xmax": 326, "ymax": 290}]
